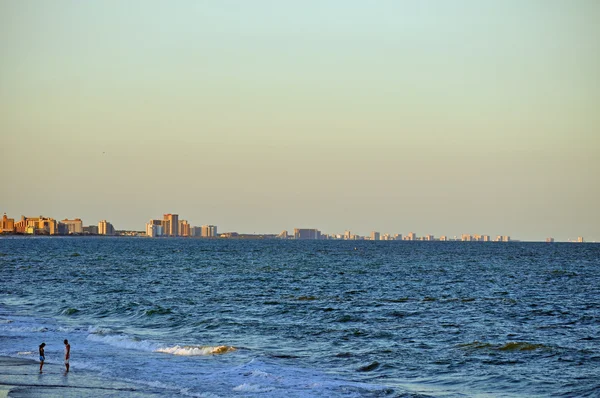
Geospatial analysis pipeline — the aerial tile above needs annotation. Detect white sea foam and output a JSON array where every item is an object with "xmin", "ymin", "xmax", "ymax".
[
  {"xmin": 86, "ymin": 333, "xmax": 160, "ymax": 351},
  {"xmin": 248, "ymin": 369, "xmax": 272, "ymax": 378},
  {"xmin": 0, "ymin": 325, "xmax": 49, "ymax": 333},
  {"xmin": 156, "ymin": 345, "xmax": 236, "ymax": 356},
  {"xmin": 120, "ymin": 377, "xmax": 216, "ymax": 398},
  {"xmin": 232, "ymin": 383, "xmax": 274, "ymax": 393},
  {"xmin": 87, "ymin": 334, "xmax": 236, "ymax": 356},
  {"xmin": 0, "ymin": 319, "xmax": 13, "ymax": 324},
  {"xmin": 87, "ymin": 325, "xmax": 115, "ymax": 335}
]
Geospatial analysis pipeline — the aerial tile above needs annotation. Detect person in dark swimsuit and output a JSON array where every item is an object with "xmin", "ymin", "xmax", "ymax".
[{"xmin": 39, "ymin": 343, "xmax": 45, "ymax": 373}]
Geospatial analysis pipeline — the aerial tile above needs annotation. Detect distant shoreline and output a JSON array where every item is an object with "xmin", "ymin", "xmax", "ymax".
[{"xmin": 0, "ymin": 234, "xmax": 596, "ymax": 243}]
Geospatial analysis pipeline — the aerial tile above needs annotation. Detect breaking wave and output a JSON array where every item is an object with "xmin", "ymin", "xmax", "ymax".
[
  {"xmin": 87, "ymin": 334, "xmax": 235, "ymax": 356},
  {"xmin": 156, "ymin": 345, "xmax": 236, "ymax": 356}
]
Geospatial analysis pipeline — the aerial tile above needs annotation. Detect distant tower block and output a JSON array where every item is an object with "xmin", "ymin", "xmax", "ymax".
[
  {"xmin": 546, "ymin": 237, "xmax": 555, "ymax": 243},
  {"xmin": 294, "ymin": 228, "xmax": 321, "ymax": 240}
]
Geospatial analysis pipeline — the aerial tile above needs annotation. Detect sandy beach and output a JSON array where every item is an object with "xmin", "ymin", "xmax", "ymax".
[{"xmin": 0, "ymin": 356, "xmax": 164, "ymax": 397}]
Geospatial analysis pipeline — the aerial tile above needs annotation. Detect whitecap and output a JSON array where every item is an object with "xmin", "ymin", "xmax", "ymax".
[
  {"xmin": 232, "ymin": 383, "xmax": 274, "ymax": 393},
  {"xmin": 156, "ymin": 345, "xmax": 236, "ymax": 356}
]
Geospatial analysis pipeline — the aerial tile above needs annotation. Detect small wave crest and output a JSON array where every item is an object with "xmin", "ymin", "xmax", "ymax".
[
  {"xmin": 144, "ymin": 307, "xmax": 173, "ymax": 316},
  {"xmin": 87, "ymin": 333, "xmax": 160, "ymax": 351},
  {"xmin": 459, "ymin": 341, "xmax": 550, "ymax": 352},
  {"xmin": 498, "ymin": 342, "xmax": 547, "ymax": 351},
  {"xmin": 87, "ymin": 326, "xmax": 116, "ymax": 335},
  {"xmin": 61, "ymin": 308, "xmax": 80, "ymax": 316},
  {"xmin": 156, "ymin": 345, "xmax": 236, "ymax": 356}
]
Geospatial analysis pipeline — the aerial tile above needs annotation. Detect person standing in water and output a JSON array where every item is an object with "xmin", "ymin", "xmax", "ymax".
[
  {"xmin": 39, "ymin": 343, "xmax": 45, "ymax": 373},
  {"xmin": 64, "ymin": 339, "xmax": 70, "ymax": 373}
]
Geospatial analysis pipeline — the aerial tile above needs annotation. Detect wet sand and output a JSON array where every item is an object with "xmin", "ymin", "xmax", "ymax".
[{"xmin": 0, "ymin": 356, "xmax": 164, "ymax": 397}]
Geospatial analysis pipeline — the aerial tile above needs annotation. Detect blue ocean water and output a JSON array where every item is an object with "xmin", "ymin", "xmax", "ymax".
[{"xmin": 1, "ymin": 237, "xmax": 599, "ymax": 397}]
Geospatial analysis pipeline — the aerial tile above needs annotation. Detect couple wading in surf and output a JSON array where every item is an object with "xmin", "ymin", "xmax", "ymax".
[{"xmin": 39, "ymin": 339, "xmax": 70, "ymax": 373}]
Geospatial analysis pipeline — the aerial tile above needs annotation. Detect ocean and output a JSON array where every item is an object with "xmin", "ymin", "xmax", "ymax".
[{"xmin": 1, "ymin": 237, "xmax": 599, "ymax": 397}]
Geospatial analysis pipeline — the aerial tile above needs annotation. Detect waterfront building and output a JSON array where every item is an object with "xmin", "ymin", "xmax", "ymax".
[
  {"xmin": 406, "ymin": 232, "xmax": 417, "ymax": 241},
  {"xmin": 371, "ymin": 231, "xmax": 380, "ymax": 241},
  {"xmin": 83, "ymin": 225, "xmax": 98, "ymax": 235},
  {"xmin": 294, "ymin": 228, "xmax": 321, "ymax": 240},
  {"xmin": 98, "ymin": 220, "xmax": 115, "ymax": 236},
  {"xmin": 179, "ymin": 220, "xmax": 190, "ymax": 237},
  {"xmin": 394, "ymin": 234, "xmax": 402, "ymax": 240},
  {"xmin": 424, "ymin": 234, "xmax": 434, "ymax": 241},
  {"xmin": 14, "ymin": 217, "xmax": 27, "ymax": 233},
  {"xmin": 546, "ymin": 237, "xmax": 555, "ymax": 243},
  {"xmin": 502, "ymin": 236, "xmax": 511, "ymax": 242},
  {"xmin": 439, "ymin": 236, "xmax": 448, "ymax": 241},
  {"xmin": 277, "ymin": 230, "xmax": 289, "ymax": 239},
  {"xmin": 577, "ymin": 236, "xmax": 584, "ymax": 243},
  {"xmin": 461, "ymin": 234, "xmax": 472, "ymax": 242},
  {"xmin": 163, "ymin": 214, "xmax": 179, "ymax": 236},
  {"xmin": 190, "ymin": 226, "xmax": 202, "ymax": 237},
  {"xmin": 201, "ymin": 225, "xmax": 218, "ymax": 238},
  {"xmin": 60, "ymin": 218, "xmax": 83, "ymax": 234},
  {"xmin": 146, "ymin": 219, "xmax": 163, "ymax": 237},
  {"xmin": 1, "ymin": 213, "xmax": 14, "ymax": 233},
  {"xmin": 18, "ymin": 216, "xmax": 58, "ymax": 235},
  {"xmin": 482, "ymin": 235, "xmax": 490, "ymax": 242}
]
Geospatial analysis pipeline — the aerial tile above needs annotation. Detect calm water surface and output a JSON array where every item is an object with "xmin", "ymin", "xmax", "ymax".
[{"xmin": 1, "ymin": 237, "xmax": 599, "ymax": 397}]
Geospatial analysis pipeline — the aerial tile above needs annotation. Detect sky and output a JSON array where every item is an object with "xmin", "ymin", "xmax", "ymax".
[{"xmin": 1, "ymin": 1, "xmax": 599, "ymax": 241}]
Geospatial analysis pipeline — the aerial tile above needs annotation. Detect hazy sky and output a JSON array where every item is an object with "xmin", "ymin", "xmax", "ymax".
[{"xmin": 1, "ymin": 1, "xmax": 599, "ymax": 241}]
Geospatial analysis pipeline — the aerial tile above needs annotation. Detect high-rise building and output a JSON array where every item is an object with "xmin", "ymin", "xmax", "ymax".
[
  {"xmin": 370, "ymin": 231, "xmax": 380, "ymax": 241},
  {"xmin": 179, "ymin": 220, "xmax": 190, "ymax": 237},
  {"xmin": 60, "ymin": 218, "xmax": 83, "ymax": 234},
  {"xmin": 394, "ymin": 234, "xmax": 402, "ymax": 241},
  {"xmin": 146, "ymin": 219, "xmax": 163, "ymax": 237},
  {"xmin": 98, "ymin": 220, "xmax": 115, "ymax": 235},
  {"xmin": 461, "ymin": 234, "xmax": 472, "ymax": 242},
  {"xmin": 344, "ymin": 230, "xmax": 352, "ymax": 240},
  {"xmin": 163, "ymin": 214, "xmax": 179, "ymax": 236},
  {"xmin": 1, "ymin": 213, "xmax": 14, "ymax": 233},
  {"xmin": 201, "ymin": 225, "xmax": 218, "ymax": 238},
  {"xmin": 294, "ymin": 228, "xmax": 321, "ymax": 240},
  {"xmin": 407, "ymin": 232, "xmax": 417, "ymax": 241},
  {"xmin": 546, "ymin": 237, "xmax": 555, "ymax": 243},
  {"xmin": 577, "ymin": 236, "xmax": 584, "ymax": 243}
]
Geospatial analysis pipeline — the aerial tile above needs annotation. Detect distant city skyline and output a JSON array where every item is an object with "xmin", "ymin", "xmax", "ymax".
[
  {"xmin": 0, "ymin": 211, "xmax": 594, "ymax": 243},
  {"xmin": 2, "ymin": 2, "xmax": 598, "ymax": 242}
]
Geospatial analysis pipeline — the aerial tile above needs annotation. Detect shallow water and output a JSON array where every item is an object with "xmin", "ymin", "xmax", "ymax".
[{"xmin": 1, "ymin": 237, "xmax": 599, "ymax": 397}]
